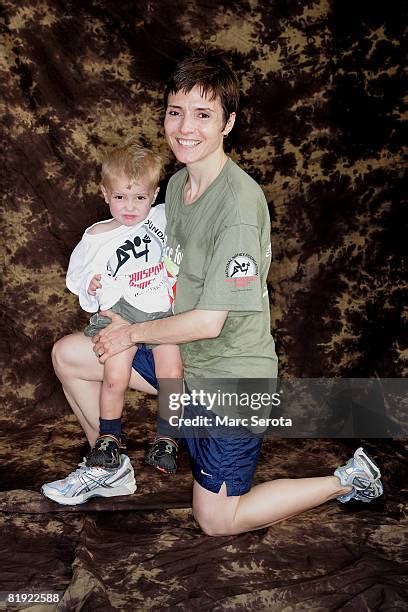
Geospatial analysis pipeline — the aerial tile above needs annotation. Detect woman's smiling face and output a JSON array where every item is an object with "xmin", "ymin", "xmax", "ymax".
[{"xmin": 164, "ymin": 85, "xmax": 235, "ymax": 167}]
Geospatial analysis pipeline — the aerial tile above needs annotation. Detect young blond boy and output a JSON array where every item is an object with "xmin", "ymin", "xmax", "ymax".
[{"xmin": 60, "ymin": 140, "xmax": 181, "ymax": 484}]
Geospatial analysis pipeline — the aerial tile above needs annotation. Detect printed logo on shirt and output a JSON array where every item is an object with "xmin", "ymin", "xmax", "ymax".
[
  {"xmin": 225, "ymin": 253, "xmax": 258, "ymax": 289},
  {"xmin": 164, "ymin": 239, "xmax": 184, "ymax": 303},
  {"xmin": 143, "ymin": 219, "xmax": 165, "ymax": 242},
  {"xmin": 110, "ymin": 234, "xmax": 152, "ymax": 277},
  {"xmin": 266, "ymin": 243, "xmax": 272, "ymax": 258},
  {"xmin": 164, "ymin": 241, "xmax": 184, "ymax": 267},
  {"xmin": 128, "ymin": 262, "xmax": 164, "ymax": 289}
]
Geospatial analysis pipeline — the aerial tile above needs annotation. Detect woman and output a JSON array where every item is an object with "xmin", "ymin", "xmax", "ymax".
[{"xmin": 43, "ymin": 52, "xmax": 383, "ymax": 532}]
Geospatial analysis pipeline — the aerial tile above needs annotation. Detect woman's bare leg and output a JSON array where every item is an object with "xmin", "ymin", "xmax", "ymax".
[{"xmin": 193, "ymin": 477, "xmax": 353, "ymax": 536}]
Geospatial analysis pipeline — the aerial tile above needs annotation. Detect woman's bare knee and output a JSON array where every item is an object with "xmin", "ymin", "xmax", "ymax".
[
  {"xmin": 193, "ymin": 509, "xmax": 217, "ymax": 536},
  {"xmin": 52, "ymin": 333, "xmax": 103, "ymax": 382},
  {"xmin": 51, "ymin": 336, "xmax": 71, "ymax": 373},
  {"xmin": 192, "ymin": 482, "xmax": 240, "ymax": 536},
  {"xmin": 193, "ymin": 501, "xmax": 237, "ymax": 537},
  {"xmin": 193, "ymin": 508, "xmax": 232, "ymax": 537}
]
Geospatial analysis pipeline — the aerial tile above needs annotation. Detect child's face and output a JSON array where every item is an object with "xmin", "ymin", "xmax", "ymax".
[{"xmin": 102, "ymin": 174, "xmax": 159, "ymax": 226}]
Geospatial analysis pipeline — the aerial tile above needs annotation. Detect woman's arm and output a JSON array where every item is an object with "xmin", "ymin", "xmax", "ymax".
[{"xmin": 92, "ymin": 309, "xmax": 228, "ymax": 363}]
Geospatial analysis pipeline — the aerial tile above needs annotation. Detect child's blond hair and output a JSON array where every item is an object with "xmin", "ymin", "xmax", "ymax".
[{"xmin": 101, "ymin": 139, "xmax": 162, "ymax": 191}]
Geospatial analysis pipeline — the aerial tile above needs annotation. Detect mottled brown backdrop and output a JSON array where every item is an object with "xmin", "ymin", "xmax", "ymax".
[{"xmin": 1, "ymin": 1, "xmax": 406, "ymax": 610}]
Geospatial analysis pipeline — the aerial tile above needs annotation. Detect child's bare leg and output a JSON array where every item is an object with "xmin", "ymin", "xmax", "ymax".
[
  {"xmin": 153, "ymin": 344, "xmax": 183, "ymax": 427},
  {"xmin": 86, "ymin": 346, "xmax": 137, "ymax": 468},
  {"xmin": 145, "ymin": 345, "xmax": 183, "ymax": 474},
  {"xmin": 100, "ymin": 346, "xmax": 138, "ymax": 419}
]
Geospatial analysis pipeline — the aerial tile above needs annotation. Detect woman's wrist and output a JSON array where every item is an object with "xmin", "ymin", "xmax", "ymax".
[{"xmin": 129, "ymin": 324, "xmax": 140, "ymax": 345}]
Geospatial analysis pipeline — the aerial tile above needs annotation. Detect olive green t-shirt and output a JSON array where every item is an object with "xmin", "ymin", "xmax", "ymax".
[{"xmin": 164, "ymin": 158, "xmax": 278, "ymax": 388}]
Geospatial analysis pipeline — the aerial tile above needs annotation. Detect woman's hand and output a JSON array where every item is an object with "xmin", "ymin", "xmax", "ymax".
[{"xmin": 92, "ymin": 310, "xmax": 136, "ymax": 362}]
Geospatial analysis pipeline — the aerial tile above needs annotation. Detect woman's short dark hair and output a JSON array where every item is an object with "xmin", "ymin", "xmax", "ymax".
[{"xmin": 164, "ymin": 51, "xmax": 240, "ymax": 123}]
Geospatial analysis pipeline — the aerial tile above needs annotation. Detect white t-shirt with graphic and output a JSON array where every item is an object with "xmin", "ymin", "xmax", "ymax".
[{"xmin": 66, "ymin": 204, "xmax": 170, "ymax": 314}]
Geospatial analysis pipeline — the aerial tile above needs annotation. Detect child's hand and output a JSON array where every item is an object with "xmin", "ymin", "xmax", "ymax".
[{"xmin": 87, "ymin": 274, "xmax": 102, "ymax": 295}]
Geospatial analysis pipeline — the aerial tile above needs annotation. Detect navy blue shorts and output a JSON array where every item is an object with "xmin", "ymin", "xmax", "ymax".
[
  {"xmin": 132, "ymin": 344, "xmax": 158, "ymax": 390},
  {"xmin": 132, "ymin": 347, "xmax": 262, "ymax": 497},
  {"xmin": 179, "ymin": 402, "xmax": 263, "ymax": 496}
]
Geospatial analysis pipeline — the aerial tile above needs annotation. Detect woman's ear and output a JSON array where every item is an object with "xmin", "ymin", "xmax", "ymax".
[{"xmin": 222, "ymin": 112, "xmax": 236, "ymax": 137}]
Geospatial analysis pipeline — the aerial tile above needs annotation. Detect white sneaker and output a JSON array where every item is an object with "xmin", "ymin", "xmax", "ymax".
[
  {"xmin": 41, "ymin": 454, "xmax": 136, "ymax": 505},
  {"xmin": 334, "ymin": 447, "xmax": 383, "ymax": 503}
]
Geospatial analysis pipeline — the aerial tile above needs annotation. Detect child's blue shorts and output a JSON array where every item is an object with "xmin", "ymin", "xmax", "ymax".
[{"xmin": 132, "ymin": 346, "xmax": 263, "ymax": 497}]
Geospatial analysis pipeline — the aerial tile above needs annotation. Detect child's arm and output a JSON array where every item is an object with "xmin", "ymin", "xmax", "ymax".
[
  {"xmin": 67, "ymin": 220, "xmax": 122, "ymax": 311},
  {"xmin": 66, "ymin": 237, "xmax": 102, "ymax": 313}
]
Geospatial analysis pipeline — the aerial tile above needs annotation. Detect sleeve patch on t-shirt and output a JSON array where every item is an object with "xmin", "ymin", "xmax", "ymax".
[{"xmin": 225, "ymin": 253, "xmax": 258, "ymax": 288}]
